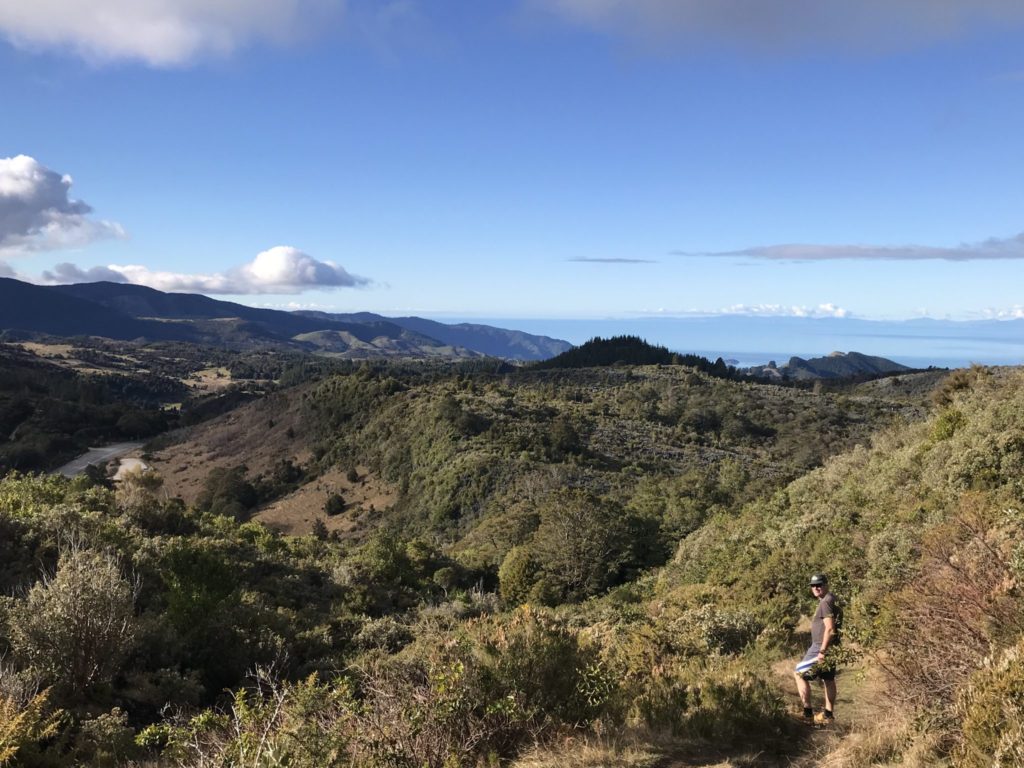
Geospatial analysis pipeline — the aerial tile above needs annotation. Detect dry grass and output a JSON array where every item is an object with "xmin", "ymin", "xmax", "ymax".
[
  {"xmin": 256, "ymin": 464, "xmax": 397, "ymax": 538},
  {"xmin": 808, "ymin": 715, "xmax": 946, "ymax": 768},
  {"xmin": 148, "ymin": 391, "xmax": 311, "ymax": 504},
  {"xmin": 149, "ymin": 387, "xmax": 396, "ymax": 535},
  {"xmin": 183, "ymin": 366, "xmax": 237, "ymax": 393},
  {"xmin": 510, "ymin": 735, "xmax": 663, "ymax": 768}
]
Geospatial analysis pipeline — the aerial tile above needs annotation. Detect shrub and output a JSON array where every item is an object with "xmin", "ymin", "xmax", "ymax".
[
  {"xmin": 196, "ymin": 466, "xmax": 258, "ymax": 520},
  {"xmin": 0, "ymin": 688, "xmax": 63, "ymax": 766},
  {"xmin": 10, "ymin": 547, "xmax": 136, "ymax": 697},
  {"xmin": 350, "ymin": 607, "xmax": 614, "ymax": 767},
  {"xmin": 498, "ymin": 545, "xmax": 537, "ymax": 606},
  {"xmin": 149, "ymin": 670, "xmax": 353, "ymax": 768},
  {"xmin": 878, "ymin": 499, "xmax": 1024, "ymax": 708},
  {"xmin": 353, "ymin": 616, "xmax": 414, "ymax": 653},
  {"xmin": 679, "ymin": 604, "xmax": 762, "ymax": 655},
  {"xmin": 73, "ymin": 707, "xmax": 137, "ymax": 767},
  {"xmin": 324, "ymin": 493, "xmax": 346, "ymax": 517},
  {"xmin": 956, "ymin": 639, "xmax": 1024, "ymax": 768}
]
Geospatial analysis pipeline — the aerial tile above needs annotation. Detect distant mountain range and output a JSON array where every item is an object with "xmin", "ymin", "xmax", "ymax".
[
  {"xmin": 0, "ymin": 278, "xmax": 572, "ymax": 361},
  {"xmin": 744, "ymin": 351, "xmax": 912, "ymax": 380}
]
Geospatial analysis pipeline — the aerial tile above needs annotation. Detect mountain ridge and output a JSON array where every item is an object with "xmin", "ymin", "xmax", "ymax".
[{"xmin": 0, "ymin": 278, "xmax": 571, "ymax": 360}]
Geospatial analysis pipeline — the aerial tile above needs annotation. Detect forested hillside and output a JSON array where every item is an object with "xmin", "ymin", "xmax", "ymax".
[{"xmin": 2, "ymin": 360, "xmax": 1020, "ymax": 766}]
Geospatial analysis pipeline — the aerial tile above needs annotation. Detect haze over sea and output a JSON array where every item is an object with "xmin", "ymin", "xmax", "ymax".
[{"xmin": 438, "ymin": 316, "xmax": 1024, "ymax": 370}]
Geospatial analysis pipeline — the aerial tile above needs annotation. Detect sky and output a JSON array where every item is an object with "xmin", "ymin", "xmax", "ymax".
[{"xmin": 3, "ymin": 0, "xmax": 1024, "ymax": 323}]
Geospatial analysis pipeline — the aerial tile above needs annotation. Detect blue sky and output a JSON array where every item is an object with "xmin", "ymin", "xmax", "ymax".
[{"xmin": 3, "ymin": 0, "xmax": 1024, "ymax": 322}]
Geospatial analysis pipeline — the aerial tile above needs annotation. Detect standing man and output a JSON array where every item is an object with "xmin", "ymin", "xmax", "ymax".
[{"xmin": 794, "ymin": 573, "xmax": 840, "ymax": 724}]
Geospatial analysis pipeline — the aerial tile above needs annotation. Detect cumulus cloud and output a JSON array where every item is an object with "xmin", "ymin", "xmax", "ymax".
[
  {"xmin": 676, "ymin": 232, "xmax": 1024, "ymax": 262},
  {"xmin": 50, "ymin": 246, "xmax": 370, "ymax": 294},
  {"xmin": 0, "ymin": 0, "xmax": 342, "ymax": 67},
  {"xmin": 568, "ymin": 257, "xmax": 658, "ymax": 263},
  {"xmin": 535, "ymin": 0, "xmax": 1024, "ymax": 52},
  {"xmin": 0, "ymin": 260, "xmax": 15, "ymax": 277},
  {"xmin": 0, "ymin": 155, "xmax": 126, "ymax": 256}
]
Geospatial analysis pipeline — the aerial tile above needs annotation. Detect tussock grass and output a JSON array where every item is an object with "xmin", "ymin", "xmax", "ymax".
[{"xmin": 511, "ymin": 735, "xmax": 662, "ymax": 768}]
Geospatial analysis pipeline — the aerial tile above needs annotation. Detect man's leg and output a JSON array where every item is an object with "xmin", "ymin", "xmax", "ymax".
[
  {"xmin": 794, "ymin": 672, "xmax": 812, "ymax": 710},
  {"xmin": 822, "ymin": 678, "xmax": 837, "ymax": 715}
]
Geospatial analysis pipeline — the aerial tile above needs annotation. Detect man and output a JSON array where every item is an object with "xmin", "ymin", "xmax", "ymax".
[{"xmin": 794, "ymin": 573, "xmax": 840, "ymax": 725}]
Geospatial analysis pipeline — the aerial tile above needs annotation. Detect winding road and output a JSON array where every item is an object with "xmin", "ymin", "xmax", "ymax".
[{"xmin": 54, "ymin": 442, "xmax": 145, "ymax": 478}]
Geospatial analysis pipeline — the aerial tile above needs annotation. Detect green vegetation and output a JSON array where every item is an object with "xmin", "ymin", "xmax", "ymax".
[
  {"xmin": 534, "ymin": 335, "xmax": 739, "ymax": 379},
  {"xmin": 4, "ymin": 347, "xmax": 1024, "ymax": 766},
  {"xmin": 0, "ymin": 346, "xmax": 180, "ymax": 473}
]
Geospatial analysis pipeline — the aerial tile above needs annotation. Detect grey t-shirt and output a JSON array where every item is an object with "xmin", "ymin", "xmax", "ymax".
[{"xmin": 810, "ymin": 592, "xmax": 840, "ymax": 647}]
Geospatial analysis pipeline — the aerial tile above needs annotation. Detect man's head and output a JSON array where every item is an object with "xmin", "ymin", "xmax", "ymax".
[{"xmin": 809, "ymin": 573, "xmax": 829, "ymax": 595}]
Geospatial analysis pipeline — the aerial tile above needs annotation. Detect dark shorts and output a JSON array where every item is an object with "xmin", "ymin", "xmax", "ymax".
[{"xmin": 797, "ymin": 644, "xmax": 837, "ymax": 681}]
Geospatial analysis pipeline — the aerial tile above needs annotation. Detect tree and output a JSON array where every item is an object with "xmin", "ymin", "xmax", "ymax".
[
  {"xmin": 530, "ymin": 490, "xmax": 660, "ymax": 602},
  {"xmin": 197, "ymin": 466, "xmax": 258, "ymax": 520}
]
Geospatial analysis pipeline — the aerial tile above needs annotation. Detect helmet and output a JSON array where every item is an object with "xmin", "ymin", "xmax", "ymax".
[{"xmin": 809, "ymin": 574, "xmax": 829, "ymax": 586}]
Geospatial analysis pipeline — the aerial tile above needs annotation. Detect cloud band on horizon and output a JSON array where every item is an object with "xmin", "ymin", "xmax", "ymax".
[
  {"xmin": 675, "ymin": 232, "xmax": 1024, "ymax": 261},
  {"xmin": 41, "ymin": 246, "xmax": 370, "ymax": 294}
]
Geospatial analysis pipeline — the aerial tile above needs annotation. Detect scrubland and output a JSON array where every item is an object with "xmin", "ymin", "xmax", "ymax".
[{"xmin": 2, "ymin": 352, "xmax": 1021, "ymax": 766}]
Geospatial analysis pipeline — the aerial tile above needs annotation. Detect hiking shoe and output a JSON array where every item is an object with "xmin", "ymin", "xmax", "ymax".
[
  {"xmin": 790, "ymin": 708, "xmax": 815, "ymax": 725},
  {"xmin": 813, "ymin": 711, "xmax": 835, "ymax": 726}
]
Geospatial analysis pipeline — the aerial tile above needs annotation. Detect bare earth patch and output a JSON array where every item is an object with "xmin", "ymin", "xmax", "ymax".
[
  {"xmin": 148, "ymin": 388, "xmax": 397, "ymax": 538},
  {"xmin": 255, "ymin": 464, "xmax": 397, "ymax": 539},
  {"xmin": 148, "ymin": 391, "xmax": 311, "ymax": 504}
]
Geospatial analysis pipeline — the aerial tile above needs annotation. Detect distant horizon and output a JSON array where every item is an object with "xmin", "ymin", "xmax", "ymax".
[{"xmin": 420, "ymin": 314, "xmax": 1024, "ymax": 370}]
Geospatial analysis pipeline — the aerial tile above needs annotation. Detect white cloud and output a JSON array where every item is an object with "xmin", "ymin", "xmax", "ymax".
[
  {"xmin": 50, "ymin": 246, "xmax": 370, "ymax": 294},
  {"xmin": 981, "ymin": 305, "xmax": 1024, "ymax": 320},
  {"xmin": 535, "ymin": 0, "xmax": 1024, "ymax": 52},
  {"xmin": 679, "ymin": 232, "xmax": 1024, "ymax": 261},
  {"xmin": 0, "ymin": 0, "xmax": 342, "ymax": 67},
  {"xmin": 638, "ymin": 303, "xmax": 851, "ymax": 318},
  {"xmin": 0, "ymin": 155, "xmax": 126, "ymax": 256},
  {"xmin": 0, "ymin": 260, "xmax": 15, "ymax": 277},
  {"xmin": 717, "ymin": 303, "xmax": 850, "ymax": 318}
]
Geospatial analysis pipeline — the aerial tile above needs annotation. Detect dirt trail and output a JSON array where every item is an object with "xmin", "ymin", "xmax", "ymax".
[
  {"xmin": 656, "ymin": 653, "xmax": 894, "ymax": 768},
  {"xmin": 770, "ymin": 653, "xmax": 895, "ymax": 768}
]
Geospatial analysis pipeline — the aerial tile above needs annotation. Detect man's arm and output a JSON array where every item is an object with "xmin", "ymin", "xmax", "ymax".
[{"xmin": 817, "ymin": 616, "xmax": 834, "ymax": 660}]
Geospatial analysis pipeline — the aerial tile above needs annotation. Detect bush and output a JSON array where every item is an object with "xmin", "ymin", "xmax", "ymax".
[
  {"xmin": 878, "ymin": 500, "xmax": 1024, "ymax": 707},
  {"xmin": 10, "ymin": 547, "xmax": 136, "ymax": 697},
  {"xmin": 350, "ymin": 607, "xmax": 614, "ymax": 767},
  {"xmin": 0, "ymin": 688, "xmax": 63, "ymax": 766},
  {"xmin": 956, "ymin": 639, "xmax": 1024, "ymax": 767},
  {"xmin": 679, "ymin": 604, "xmax": 762, "ymax": 655},
  {"xmin": 196, "ymin": 466, "xmax": 258, "ymax": 520},
  {"xmin": 324, "ymin": 493, "xmax": 346, "ymax": 517},
  {"xmin": 149, "ymin": 670, "xmax": 353, "ymax": 768},
  {"xmin": 353, "ymin": 616, "xmax": 414, "ymax": 653},
  {"xmin": 498, "ymin": 545, "xmax": 537, "ymax": 606}
]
